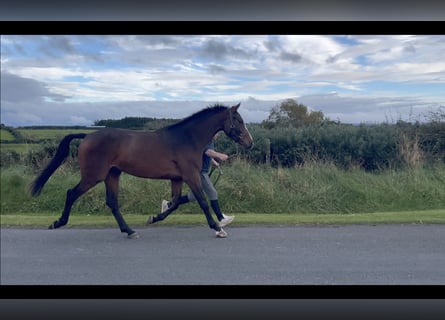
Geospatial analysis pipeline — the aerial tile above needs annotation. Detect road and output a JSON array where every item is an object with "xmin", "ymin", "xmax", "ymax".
[{"xmin": 1, "ymin": 224, "xmax": 445, "ymax": 285}]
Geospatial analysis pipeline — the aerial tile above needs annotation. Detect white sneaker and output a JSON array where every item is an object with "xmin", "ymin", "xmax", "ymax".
[
  {"xmin": 215, "ymin": 228, "xmax": 227, "ymax": 238},
  {"xmin": 161, "ymin": 200, "xmax": 169, "ymax": 213},
  {"xmin": 219, "ymin": 214, "xmax": 235, "ymax": 227}
]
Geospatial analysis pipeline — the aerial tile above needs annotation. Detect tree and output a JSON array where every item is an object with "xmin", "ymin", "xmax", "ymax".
[{"xmin": 262, "ymin": 98, "xmax": 326, "ymax": 129}]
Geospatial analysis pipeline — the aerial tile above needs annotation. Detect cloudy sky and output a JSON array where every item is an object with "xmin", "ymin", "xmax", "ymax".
[{"xmin": 1, "ymin": 34, "xmax": 444, "ymax": 127}]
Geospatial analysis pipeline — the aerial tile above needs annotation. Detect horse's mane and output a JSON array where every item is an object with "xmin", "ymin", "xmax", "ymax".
[{"xmin": 165, "ymin": 104, "xmax": 228, "ymax": 130}]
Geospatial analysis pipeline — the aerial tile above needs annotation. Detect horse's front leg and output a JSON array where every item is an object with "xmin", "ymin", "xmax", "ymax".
[
  {"xmin": 186, "ymin": 175, "xmax": 226, "ymax": 238},
  {"xmin": 147, "ymin": 179, "xmax": 182, "ymax": 224},
  {"xmin": 105, "ymin": 168, "xmax": 139, "ymax": 239}
]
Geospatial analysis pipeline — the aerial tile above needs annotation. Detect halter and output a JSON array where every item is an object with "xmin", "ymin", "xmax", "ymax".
[
  {"xmin": 227, "ymin": 109, "xmax": 241, "ymax": 143},
  {"xmin": 228, "ymin": 108, "xmax": 235, "ymax": 128}
]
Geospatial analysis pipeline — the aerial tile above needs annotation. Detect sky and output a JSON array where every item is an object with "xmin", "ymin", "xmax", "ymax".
[{"xmin": 1, "ymin": 34, "xmax": 445, "ymax": 127}]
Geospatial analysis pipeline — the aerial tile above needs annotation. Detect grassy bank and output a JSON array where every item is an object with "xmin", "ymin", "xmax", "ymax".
[{"xmin": 1, "ymin": 160, "xmax": 444, "ymax": 217}]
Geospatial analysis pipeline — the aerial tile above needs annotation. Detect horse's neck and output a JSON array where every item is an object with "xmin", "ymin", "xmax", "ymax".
[{"xmin": 183, "ymin": 114, "xmax": 224, "ymax": 147}]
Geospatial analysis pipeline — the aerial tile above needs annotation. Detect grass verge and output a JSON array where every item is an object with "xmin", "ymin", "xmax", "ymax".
[{"xmin": 1, "ymin": 209, "xmax": 444, "ymax": 228}]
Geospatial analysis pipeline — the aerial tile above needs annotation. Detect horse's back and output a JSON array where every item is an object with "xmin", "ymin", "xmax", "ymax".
[
  {"xmin": 79, "ymin": 128, "xmax": 133, "ymax": 154},
  {"xmin": 78, "ymin": 128, "xmax": 179, "ymax": 179}
]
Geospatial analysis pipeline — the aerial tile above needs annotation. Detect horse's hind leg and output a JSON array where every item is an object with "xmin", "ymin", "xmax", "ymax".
[
  {"xmin": 105, "ymin": 167, "xmax": 139, "ymax": 239},
  {"xmin": 50, "ymin": 180, "xmax": 96, "ymax": 229}
]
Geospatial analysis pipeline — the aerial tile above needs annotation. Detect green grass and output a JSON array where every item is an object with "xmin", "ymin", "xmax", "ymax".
[
  {"xmin": 0, "ymin": 129, "xmax": 15, "ymax": 141},
  {"xmin": 1, "ymin": 210, "xmax": 444, "ymax": 227},
  {"xmin": 1, "ymin": 128, "xmax": 97, "ymax": 155},
  {"xmin": 2, "ymin": 161, "xmax": 445, "ymax": 216},
  {"xmin": 17, "ymin": 128, "xmax": 97, "ymax": 141},
  {"xmin": 0, "ymin": 143, "xmax": 41, "ymax": 153}
]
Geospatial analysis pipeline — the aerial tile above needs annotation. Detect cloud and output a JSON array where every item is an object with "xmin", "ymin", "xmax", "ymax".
[
  {"xmin": 1, "ymin": 35, "xmax": 444, "ymax": 127},
  {"xmin": 280, "ymin": 51, "xmax": 303, "ymax": 63},
  {"xmin": 298, "ymin": 93, "xmax": 439, "ymax": 123},
  {"xmin": 1, "ymin": 71, "xmax": 69, "ymax": 103},
  {"xmin": 201, "ymin": 39, "xmax": 252, "ymax": 61},
  {"xmin": 2, "ymin": 89, "xmax": 439, "ymax": 128}
]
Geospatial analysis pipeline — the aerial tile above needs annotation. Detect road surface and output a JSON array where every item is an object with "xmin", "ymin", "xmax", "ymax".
[{"xmin": 1, "ymin": 224, "xmax": 444, "ymax": 285}]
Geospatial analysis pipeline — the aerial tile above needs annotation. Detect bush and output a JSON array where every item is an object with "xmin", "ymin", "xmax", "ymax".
[
  {"xmin": 215, "ymin": 122, "xmax": 445, "ymax": 171},
  {"xmin": 2, "ymin": 119, "xmax": 444, "ymax": 172}
]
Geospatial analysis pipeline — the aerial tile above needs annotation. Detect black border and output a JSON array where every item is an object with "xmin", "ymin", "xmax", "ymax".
[
  {"xmin": 1, "ymin": 21, "xmax": 444, "ymax": 35},
  {"xmin": 1, "ymin": 298, "xmax": 445, "ymax": 320},
  {"xmin": 1, "ymin": 284, "xmax": 444, "ymax": 299},
  {"xmin": 1, "ymin": 0, "xmax": 445, "ymax": 22},
  {"xmin": 0, "ymin": 285, "xmax": 445, "ymax": 300},
  {"xmin": 2, "ymin": 13, "xmax": 445, "ymax": 320}
]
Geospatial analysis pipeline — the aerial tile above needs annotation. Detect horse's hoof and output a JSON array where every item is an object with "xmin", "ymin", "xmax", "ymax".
[
  {"xmin": 146, "ymin": 216, "xmax": 154, "ymax": 225},
  {"xmin": 128, "ymin": 232, "xmax": 140, "ymax": 239},
  {"xmin": 215, "ymin": 228, "xmax": 227, "ymax": 238},
  {"xmin": 48, "ymin": 222, "xmax": 56, "ymax": 229}
]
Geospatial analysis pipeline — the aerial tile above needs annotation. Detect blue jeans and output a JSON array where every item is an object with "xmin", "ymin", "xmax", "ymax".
[{"xmin": 187, "ymin": 172, "xmax": 218, "ymax": 201}]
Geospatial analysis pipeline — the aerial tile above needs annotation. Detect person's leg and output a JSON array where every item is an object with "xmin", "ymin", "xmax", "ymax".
[
  {"xmin": 201, "ymin": 173, "xmax": 234, "ymax": 227},
  {"xmin": 161, "ymin": 194, "xmax": 190, "ymax": 212},
  {"xmin": 200, "ymin": 173, "xmax": 224, "ymax": 221}
]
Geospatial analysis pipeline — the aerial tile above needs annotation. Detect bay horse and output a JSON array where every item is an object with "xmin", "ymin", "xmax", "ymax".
[{"xmin": 29, "ymin": 103, "xmax": 253, "ymax": 239}]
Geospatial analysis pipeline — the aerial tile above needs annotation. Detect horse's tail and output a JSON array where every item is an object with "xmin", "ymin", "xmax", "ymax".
[{"xmin": 29, "ymin": 133, "xmax": 87, "ymax": 197}]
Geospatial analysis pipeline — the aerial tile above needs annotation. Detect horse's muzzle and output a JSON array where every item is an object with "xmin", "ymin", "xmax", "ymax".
[
  {"xmin": 240, "ymin": 138, "xmax": 253, "ymax": 149},
  {"xmin": 245, "ymin": 141, "xmax": 254, "ymax": 149}
]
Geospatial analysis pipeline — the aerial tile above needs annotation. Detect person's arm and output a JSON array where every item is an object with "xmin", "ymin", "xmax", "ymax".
[{"xmin": 205, "ymin": 149, "xmax": 228, "ymax": 162}]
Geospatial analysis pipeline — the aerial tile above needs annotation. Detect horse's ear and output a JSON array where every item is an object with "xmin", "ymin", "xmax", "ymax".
[{"xmin": 231, "ymin": 103, "xmax": 241, "ymax": 112}]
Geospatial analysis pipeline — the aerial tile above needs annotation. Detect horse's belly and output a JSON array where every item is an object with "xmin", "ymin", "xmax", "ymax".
[{"xmin": 120, "ymin": 160, "xmax": 179, "ymax": 180}]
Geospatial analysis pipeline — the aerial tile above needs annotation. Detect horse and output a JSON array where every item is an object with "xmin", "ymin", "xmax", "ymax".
[{"xmin": 29, "ymin": 103, "xmax": 253, "ymax": 239}]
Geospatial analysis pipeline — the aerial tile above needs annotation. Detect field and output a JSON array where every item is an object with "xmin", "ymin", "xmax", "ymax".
[
  {"xmin": 0, "ymin": 143, "xmax": 41, "ymax": 153},
  {"xmin": 1, "ymin": 126, "xmax": 444, "ymax": 226},
  {"xmin": 17, "ymin": 128, "xmax": 97, "ymax": 141},
  {"xmin": 1, "ymin": 127, "xmax": 97, "ymax": 154},
  {"xmin": 0, "ymin": 129, "xmax": 15, "ymax": 141}
]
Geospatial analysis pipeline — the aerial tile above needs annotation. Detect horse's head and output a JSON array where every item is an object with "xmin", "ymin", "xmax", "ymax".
[{"xmin": 223, "ymin": 103, "xmax": 254, "ymax": 149}]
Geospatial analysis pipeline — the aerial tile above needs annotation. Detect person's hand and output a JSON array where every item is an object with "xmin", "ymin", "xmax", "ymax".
[
  {"xmin": 212, "ymin": 159, "xmax": 220, "ymax": 167},
  {"xmin": 218, "ymin": 153, "xmax": 229, "ymax": 162}
]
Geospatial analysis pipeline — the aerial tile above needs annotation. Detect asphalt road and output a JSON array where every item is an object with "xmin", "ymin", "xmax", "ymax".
[{"xmin": 1, "ymin": 224, "xmax": 444, "ymax": 285}]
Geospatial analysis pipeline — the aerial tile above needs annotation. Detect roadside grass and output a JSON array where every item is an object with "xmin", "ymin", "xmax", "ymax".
[
  {"xmin": 2, "ymin": 162, "xmax": 445, "ymax": 215},
  {"xmin": 1, "ymin": 209, "xmax": 444, "ymax": 228},
  {"xmin": 2, "ymin": 160, "xmax": 444, "ymax": 230}
]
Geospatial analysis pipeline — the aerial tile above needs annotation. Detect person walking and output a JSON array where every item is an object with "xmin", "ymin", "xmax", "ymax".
[{"xmin": 161, "ymin": 132, "xmax": 234, "ymax": 232}]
